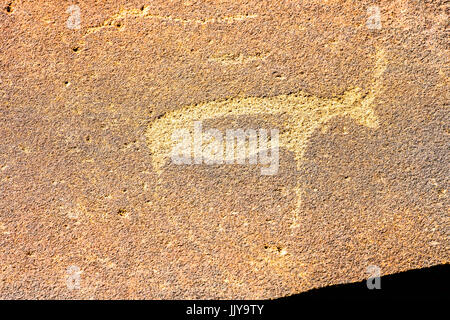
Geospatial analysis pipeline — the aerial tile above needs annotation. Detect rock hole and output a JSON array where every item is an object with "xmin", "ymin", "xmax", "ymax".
[
  {"xmin": 117, "ymin": 208, "xmax": 127, "ymax": 217},
  {"xmin": 272, "ymin": 71, "xmax": 282, "ymax": 78},
  {"xmin": 156, "ymin": 113, "xmax": 166, "ymax": 120},
  {"xmin": 5, "ymin": 2, "xmax": 12, "ymax": 13}
]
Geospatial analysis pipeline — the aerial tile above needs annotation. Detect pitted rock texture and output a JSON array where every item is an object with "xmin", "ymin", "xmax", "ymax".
[{"xmin": 0, "ymin": 0, "xmax": 448, "ymax": 299}]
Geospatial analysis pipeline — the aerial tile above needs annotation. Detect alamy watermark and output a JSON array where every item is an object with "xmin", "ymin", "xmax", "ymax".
[
  {"xmin": 66, "ymin": 265, "xmax": 82, "ymax": 290},
  {"xmin": 366, "ymin": 265, "xmax": 381, "ymax": 289},
  {"xmin": 170, "ymin": 121, "xmax": 279, "ymax": 175},
  {"xmin": 66, "ymin": 5, "xmax": 81, "ymax": 30},
  {"xmin": 367, "ymin": 5, "xmax": 382, "ymax": 30}
]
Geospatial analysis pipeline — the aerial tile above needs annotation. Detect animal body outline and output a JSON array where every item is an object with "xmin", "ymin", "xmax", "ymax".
[{"xmin": 146, "ymin": 48, "xmax": 387, "ymax": 228}]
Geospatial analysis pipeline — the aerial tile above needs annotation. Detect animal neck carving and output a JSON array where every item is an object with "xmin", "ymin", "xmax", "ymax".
[{"xmin": 146, "ymin": 49, "xmax": 387, "ymax": 228}]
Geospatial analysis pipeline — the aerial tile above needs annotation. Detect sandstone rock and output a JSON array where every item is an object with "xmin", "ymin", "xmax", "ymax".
[{"xmin": 0, "ymin": 0, "xmax": 448, "ymax": 299}]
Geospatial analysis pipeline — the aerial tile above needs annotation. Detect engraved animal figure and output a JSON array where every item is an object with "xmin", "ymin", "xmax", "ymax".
[{"xmin": 146, "ymin": 49, "xmax": 387, "ymax": 228}]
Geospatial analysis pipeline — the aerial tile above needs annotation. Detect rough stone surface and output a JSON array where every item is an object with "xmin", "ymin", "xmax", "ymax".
[{"xmin": 0, "ymin": 0, "xmax": 448, "ymax": 299}]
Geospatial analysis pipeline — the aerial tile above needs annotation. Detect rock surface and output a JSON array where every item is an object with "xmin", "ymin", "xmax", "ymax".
[{"xmin": 0, "ymin": 0, "xmax": 448, "ymax": 299}]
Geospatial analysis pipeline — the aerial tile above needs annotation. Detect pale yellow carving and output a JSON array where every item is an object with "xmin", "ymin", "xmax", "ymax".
[
  {"xmin": 85, "ymin": 6, "xmax": 258, "ymax": 36},
  {"xmin": 146, "ymin": 49, "xmax": 387, "ymax": 228}
]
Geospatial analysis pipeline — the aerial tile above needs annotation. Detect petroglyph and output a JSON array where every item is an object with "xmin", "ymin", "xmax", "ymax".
[
  {"xmin": 146, "ymin": 49, "xmax": 387, "ymax": 227},
  {"xmin": 208, "ymin": 52, "xmax": 272, "ymax": 65},
  {"xmin": 85, "ymin": 6, "xmax": 258, "ymax": 36}
]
